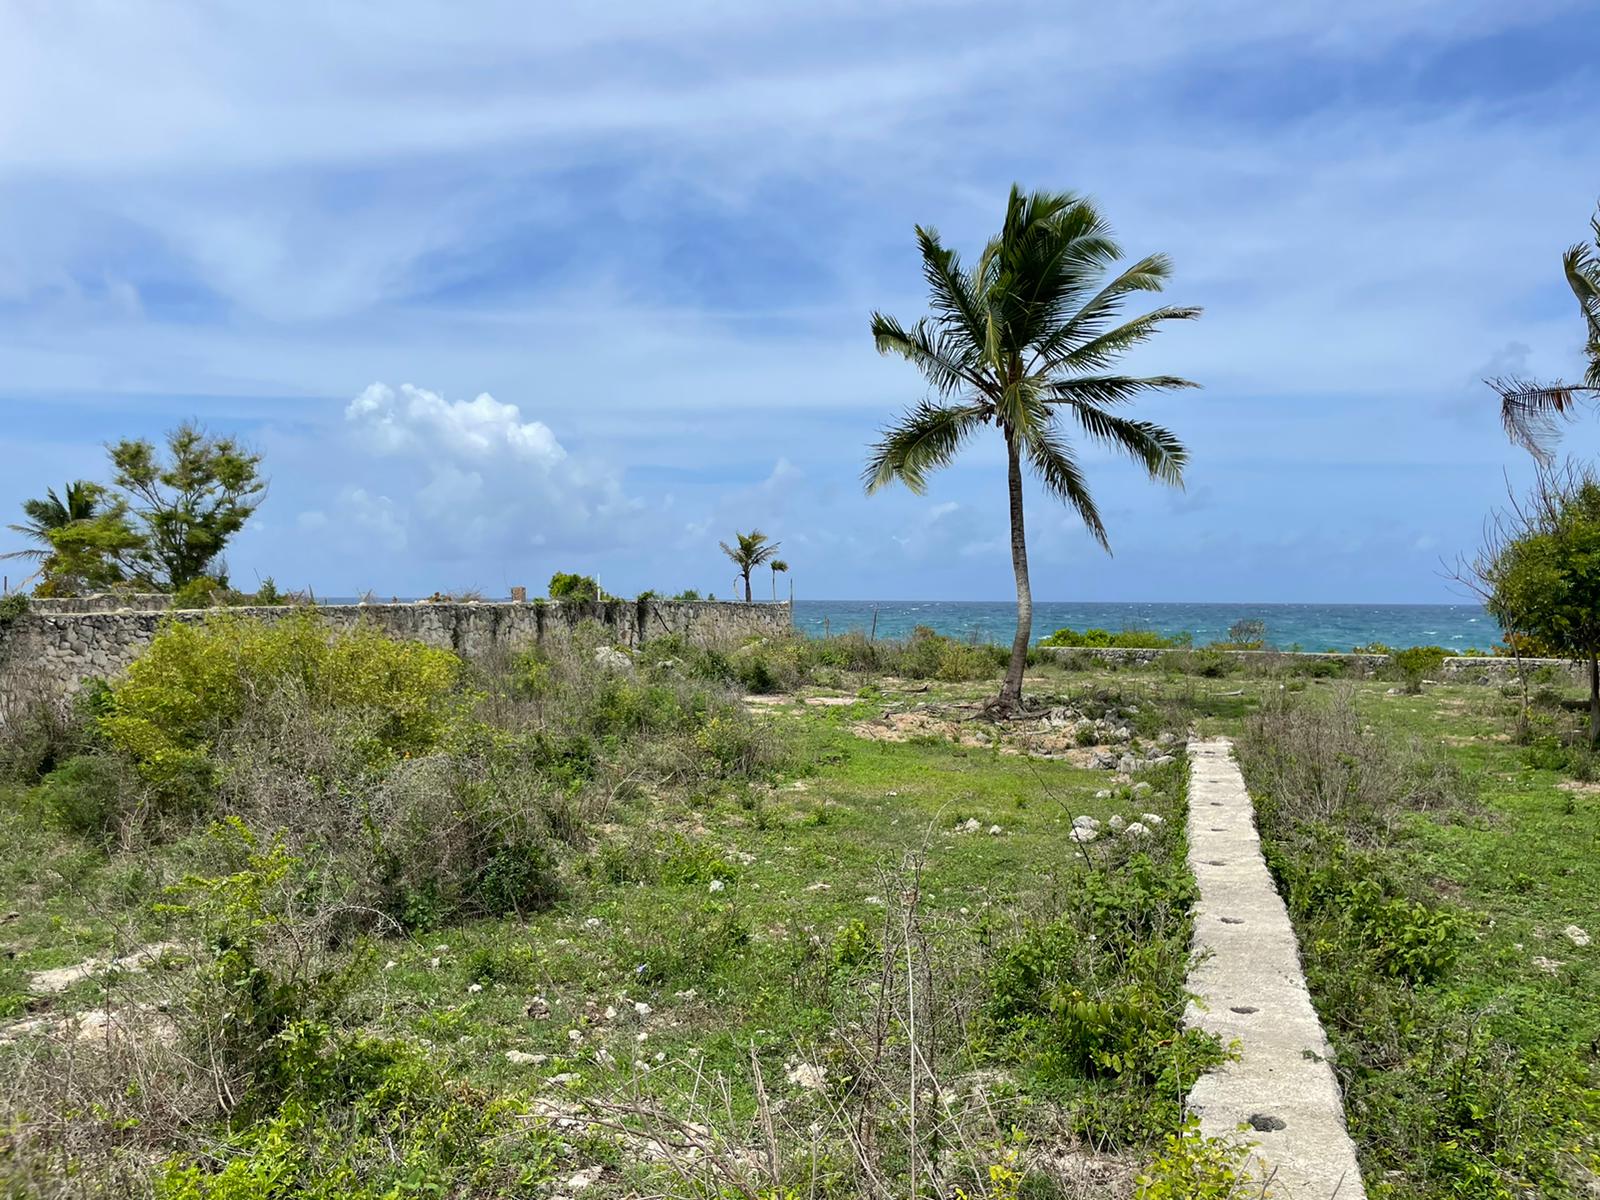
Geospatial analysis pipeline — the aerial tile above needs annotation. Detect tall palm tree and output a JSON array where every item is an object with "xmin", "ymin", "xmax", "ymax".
[
  {"xmin": 1493, "ymin": 205, "xmax": 1600, "ymax": 461},
  {"xmin": 2, "ymin": 481, "xmax": 103, "ymax": 564},
  {"xmin": 720, "ymin": 530, "xmax": 780, "ymax": 603},
  {"xmin": 865, "ymin": 185, "xmax": 1199, "ymax": 712},
  {"xmin": 770, "ymin": 558, "xmax": 789, "ymax": 602}
]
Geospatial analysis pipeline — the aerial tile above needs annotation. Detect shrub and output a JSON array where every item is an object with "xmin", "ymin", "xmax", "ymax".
[
  {"xmin": 35, "ymin": 754, "xmax": 138, "ymax": 840},
  {"xmin": 99, "ymin": 612, "xmax": 464, "ymax": 792},
  {"xmin": 1391, "ymin": 645, "xmax": 1448, "ymax": 693},
  {"xmin": 1134, "ymin": 1116, "xmax": 1255, "ymax": 1199},
  {"xmin": 157, "ymin": 819, "xmax": 370, "ymax": 1115},
  {"xmin": 1038, "ymin": 626, "xmax": 1188, "ymax": 650},
  {"xmin": 548, "ymin": 571, "xmax": 601, "ymax": 601}
]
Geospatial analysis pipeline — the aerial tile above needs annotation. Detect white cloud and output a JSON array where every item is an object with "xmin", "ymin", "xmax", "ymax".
[
  {"xmin": 324, "ymin": 382, "xmax": 640, "ymax": 567},
  {"xmin": 347, "ymin": 383, "xmax": 566, "ymax": 465}
]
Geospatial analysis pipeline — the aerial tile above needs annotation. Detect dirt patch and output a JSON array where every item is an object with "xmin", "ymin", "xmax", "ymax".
[{"xmin": 847, "ymin": 701, "xmax": 1164, "ymax": 765}]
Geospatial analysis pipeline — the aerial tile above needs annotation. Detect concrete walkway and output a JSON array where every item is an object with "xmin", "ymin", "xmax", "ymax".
[{"xmin": 1184, "ymin": 738, "xmax": 1367, "ymax": 1199}]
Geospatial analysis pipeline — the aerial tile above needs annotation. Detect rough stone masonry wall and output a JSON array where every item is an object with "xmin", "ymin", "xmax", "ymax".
[
  {"xmin": 1039, "ymin": 645, "xmax": 1586, "ymax": 685},
  {"xmin": 0, "ymin": 600, "xmax": 792, "ymax": 698}
]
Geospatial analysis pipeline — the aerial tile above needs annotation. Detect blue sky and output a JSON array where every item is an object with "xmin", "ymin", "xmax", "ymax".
[{"xmin": 2, "ymin": 1, "xmax": 1598, "ymax": 602}]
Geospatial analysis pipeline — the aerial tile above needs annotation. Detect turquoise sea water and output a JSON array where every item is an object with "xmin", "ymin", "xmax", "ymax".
[{"xmin": 789, "ymin": 601, "xmax": 1500, "ymax": 653}]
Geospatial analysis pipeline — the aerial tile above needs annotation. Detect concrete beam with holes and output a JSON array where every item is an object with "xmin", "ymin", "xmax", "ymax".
[{"xmin": 1183, "ymin": 737, "xmax": 1367, "ymax": 1199}]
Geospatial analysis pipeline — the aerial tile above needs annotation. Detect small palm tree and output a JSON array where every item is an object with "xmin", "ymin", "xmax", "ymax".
[
  {"xmin": 1493, "ymin": 204, "xmax": 1600, "ymax": 460},
  {"xmin": 720, "ymin": 530, "xmax": 780, "ymax": 603},
  {"xmin": 770, "ymin": 558, "xmax": 789, "ymax": 602},
  {"xmin": 3, "ymin": 481, "xmax": 104, "ymax": 564},
  {"xmin": 866, "ymin": 185, "xmax": 1199, "ymax": 711}
]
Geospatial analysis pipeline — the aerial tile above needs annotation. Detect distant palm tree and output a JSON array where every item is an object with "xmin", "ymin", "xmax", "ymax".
[
  {"xmin": 3, "ymin": 481, "xmax": 103, "ymax": 564},
  {"xmin": 1493, "ymin": 204, "xmax": 1600, "ymax": 461},
  {"xmin": 770, "ymin": 558, "xmax": 789, "ymax": 602},
  {"xmin": 720, "ymin": 530, "xmax": 780, "ymax": 603},
  {"xmin": 865, "ymin": 185, "xmax": 1199, "ymax": 711}
]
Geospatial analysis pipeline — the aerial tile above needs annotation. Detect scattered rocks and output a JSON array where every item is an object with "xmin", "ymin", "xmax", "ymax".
[
  {"xmin": 1069, "ymin": 827, "xmax": 1098, "ymax": 844},
  {"xmin": 1141, "ymin": 813, "xmax": 1165, "ymax": 827},
  {"xmin": 29, "ymin": 941, "xmax": 182, "ymax": 995},
  {"xmin": 1563, "ymin": 924, "xmax": 1591, "ymax": 947},
  {"xmin": 1072, "ymin": 815, "xmax": 1102, "ymax": 831},
  {"xmin": 1107, "ymin": 814, "xmax": 1127, "ymax": 832},
  {"xmin": 505, "ymin": 1049, "xmax": 547, "ymax": 1066},
  {"xmin": 1531, "ymin": 956, "xmax": 1566, "ymax": 974},
  {"xmin": 1123, "ymin": 822, "xmax": 1151, "ymax": 838},
  {"xmin": 785, "ymin": 1062, "xmax": 827, "ymax": 1090},
  {"xmin": 593, "ymin": 646, "xmax": 633, "ymax": 672}
]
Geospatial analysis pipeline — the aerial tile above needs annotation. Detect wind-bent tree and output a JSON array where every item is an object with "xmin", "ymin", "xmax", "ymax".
[
  {"xmin": 1493, "ymin": 204, "xmax": 1600, "ymax": 460},
  {"xmin": 1479, "ymin": 468, "xmax": 1600, "ymax": 743},
  {"xmin": 720, "ymin": 530, "xmax": 780, "ymax": 603},
  {"xmin": 3, "ymin": 481, "xmax": 104, "ymax": 564},
  {"xmin": 109, "ymin": 423, "xmax": 265, "ymax": 589},
  {"xmin": 770, "ymin": 558, "xmax": 789, "ymax": 602},
  {"xmin": 865, "ymin": 185, "xmax": 1199, "ymax": 711}
]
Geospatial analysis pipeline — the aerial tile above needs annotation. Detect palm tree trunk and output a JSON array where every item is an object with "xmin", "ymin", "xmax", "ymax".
[
  {"xmin": 744, "ymin": 572, "xmax": 752, "ymax": 603},
  {"xmin": 998, "ymin": 430, "xmax": 1031, "ymax": 710}
]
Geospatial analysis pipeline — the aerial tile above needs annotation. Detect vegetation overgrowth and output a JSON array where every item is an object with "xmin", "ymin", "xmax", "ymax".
[{"xmin": 1, "ymin": 616, "xmax": 1228, "ymax": 1199}]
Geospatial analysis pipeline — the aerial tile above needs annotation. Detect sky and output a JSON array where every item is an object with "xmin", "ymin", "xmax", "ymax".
[{"xmin": 2, "ymin": 1, "xmax": 1598, "ymax": 603}]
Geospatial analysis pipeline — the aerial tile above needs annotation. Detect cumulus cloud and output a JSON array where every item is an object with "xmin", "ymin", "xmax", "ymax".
[
  {"xmin": 347, "ymin": 383, "xmax": 567, "ymax": 465},
  {"xmin": 308, "ymin": 382, "xmax": 641, "ymax": 568}
]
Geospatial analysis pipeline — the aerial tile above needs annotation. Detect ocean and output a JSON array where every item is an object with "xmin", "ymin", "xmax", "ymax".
[{"xmin": 788, "ymin": 601, "xmax": 1500, "ymax": 654}]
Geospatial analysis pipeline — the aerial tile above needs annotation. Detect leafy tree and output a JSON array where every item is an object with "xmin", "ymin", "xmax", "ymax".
[
  {"xmin": 864, "ymin": 185, "xmax": 1199, "ymax": 710},
  {"xmin": 109, "ymin": 423, "xmax": 265, "ymax": 589},
  {"xmin": 1492, "ymin": 203, "xmax": 1600, "ymax": 460},
  {"xmin": 770, "ymin": 558, "xmax": 789, "ymax": 602},
  {"xmin": 548, "ymin": 571, "xmax": 602, "ymax": 602},
  {"xmin": 1224, "ymin": 618, "xmax": 1266, "ymax": 649},
  {"xmin": 36, "ymin": 499, "xmax": 148, "ymax": 595},
  {"xmin": 1481, "ymin": 470, "xmax": 1600, "ymax": 742},
  {"xmin": 720, "ymin": 530, "xmax": 780, "ymax": 603},
  {"xmin": 2, "ymin": 481, "xmax": 104, "ymax": 566}
]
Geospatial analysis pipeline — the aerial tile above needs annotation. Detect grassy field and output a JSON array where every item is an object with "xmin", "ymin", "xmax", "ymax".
[
  {"xmin": 0, "ymin": 623, "xmax": 1224, "ymax": 1200},
  {"xmin": 1, "ymin": 622, "xmax": 1596, "ymax": 1198}
]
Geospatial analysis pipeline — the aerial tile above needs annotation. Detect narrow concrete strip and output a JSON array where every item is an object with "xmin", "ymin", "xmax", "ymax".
[{"xmin": 1184, "ymin": 738, "xmax": 1367, "ymax": 1199}]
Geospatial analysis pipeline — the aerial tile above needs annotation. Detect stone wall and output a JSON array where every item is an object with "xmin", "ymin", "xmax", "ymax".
[
  {"xmin": 0, "ymin": 599, "xmax": 792, "ymax": 697},
  {"xmin": 1039, "ymin": 644, "xmax": 1584, "ymax": 684}
]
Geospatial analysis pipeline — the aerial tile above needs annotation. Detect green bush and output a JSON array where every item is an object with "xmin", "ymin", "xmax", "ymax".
[
  {"xmin": 983, "ymin": 850, "xmax": 1223, "ymax": 1139},
  {"xmin": 1038, "ymin": 626, "xmax": 1188, "ymax": 650},
  {"xmin": 548, "ymin": 571, "xmax": 601, "ymax": 601},
  {"xmin": 154, "ymin": 1026, "xmax": 558, "ymax": 1199},
  {"xmin": 1134, "ymin": 1116, "xmax": 1255, "ymax": 1199},
  {"xmin": 1391, "ymin": 645, "xmax": 1448, "ymax": 693},
  {"xmin": 100, "ymin": 612, "xmax": 464, "ymax": 792},
  {"xmin": 35, "ymin": 754, "xmax": 135, "ymax": 840}
]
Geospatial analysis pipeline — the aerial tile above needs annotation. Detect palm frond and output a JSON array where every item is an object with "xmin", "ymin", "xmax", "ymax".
[
  {"xmin": 1490, "ymin": 377, "xmax": 1592, "ymax": 463},
  {"xmin": 1035, "ymin": 303, "xmax": 1202, "ymax": 374},
  {"xmin": 1023, "ymin": 422, "xmax": 1108, "ymax": 549},
  {"xmin": 1066, "ymin": 404, "xmax": 1188, "ymax": 485},
  {"xmin": 1046, "ymin": 374, "xmax": 1199, "ymax": 407},
  {"xmin": 870, "ymin": 313, "xmax": 984, "ymax": 397},
  {"xmin": 863, "ymin": 402, "xmax": 986, "ymax": 494},
  {"xmin": 915, "ymin": 226, "xmax": 988, "ymax": 360}
]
